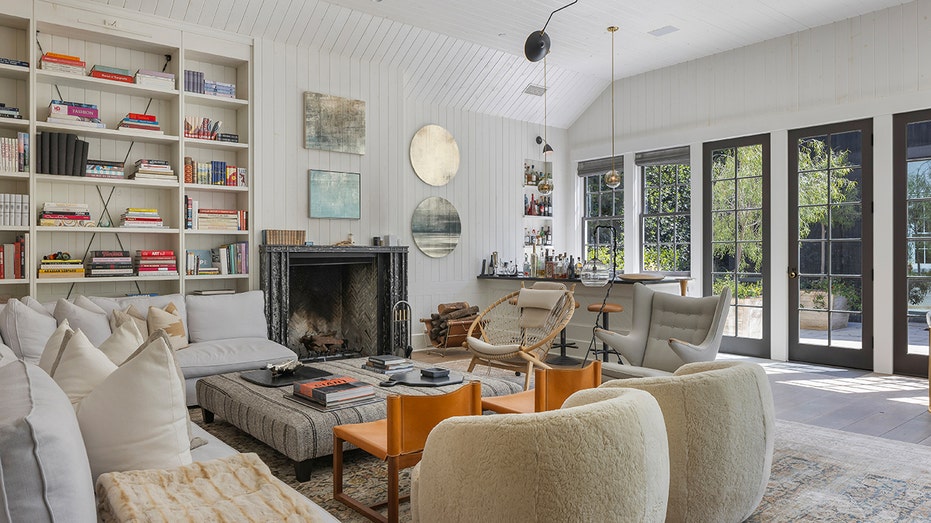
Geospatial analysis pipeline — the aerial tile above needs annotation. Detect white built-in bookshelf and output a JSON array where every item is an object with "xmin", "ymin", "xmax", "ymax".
[{"xmin": 0, "ymin": 0, "xmax": 253, "ymax": 301}]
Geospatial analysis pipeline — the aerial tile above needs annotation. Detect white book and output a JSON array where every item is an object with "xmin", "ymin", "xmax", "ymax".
[
  {"xmin": 2, "ymin": 243, "xmax": 13, "ymax": 279},
  {"xmin": 22, "ymin": 194, "xmax": 28, "ymax": 226},
  {"xmin": 219, "ymin": 247, "xmax": 228, "ymax": 275},
  {"xmin": 191, "ymin": 199, "xmax": 199, "ymax": 229},
  {"xmin": 13, "ymin": 194, "xmax": 21, "ymax": 227},
  {"xmin": 1, "ymin": 194, "xmax": 8, "ymax": 226}
]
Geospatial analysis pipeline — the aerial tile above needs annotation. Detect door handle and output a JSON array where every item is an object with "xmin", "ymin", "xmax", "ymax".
[{"xmin": 788, "ymin": 268, "xmax": 798, "ymax": 279}]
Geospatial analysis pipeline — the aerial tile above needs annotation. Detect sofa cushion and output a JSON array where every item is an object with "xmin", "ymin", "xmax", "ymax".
[
  {"xmin": 185, "ymin": 290, "xmax": 268, "ymax": 343},
  {"xmin": 53, "ymin": 298, "xmax": 112, "ymax": 347},
  {"xmin": 175, "ymin": 337, "xmax": 295, "ymax": 379},
  {"xmin": 109, "ymin": 304, "xmax": 148, "ymax": 338},
  {"xmin": 147, "ymin": 303, "xmax": 189, "ymax": 350},
  {"xmin": 38, "ymin": 319, "xmax": 72, "ymax": 373},
  {"xmin": 0, "ymin": 298, "xmax": 57, "ymax": 364},
  {"xmin": 48, "ymin": 329, "xmax": 118, "ymax": 406},
  {"xmin": 0, "ymin": 360, "xmax": 97, "ymax": 522},
  {"xmin": 90, "ymin": 294, "xmax": 189, "ymax": 340},
  {"xmin": 0, "ymin": 342, "xmax": 15, "ymax": 367},
  {"xmin": 98, "ymin": 320, "xmax": 146, "ymax": 365},
  {"xmin": 76, "ymin": 332, "xmax": 192, "ymax": 479}
]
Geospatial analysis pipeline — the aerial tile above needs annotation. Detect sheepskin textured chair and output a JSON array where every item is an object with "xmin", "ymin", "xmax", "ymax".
[
  {"xmin": 600, "ymin": 360, "xmax": 775, "ymax": 523},
  {"xmin": 410, "ymin": 387, "xmax": 669, "ymax": 523}
]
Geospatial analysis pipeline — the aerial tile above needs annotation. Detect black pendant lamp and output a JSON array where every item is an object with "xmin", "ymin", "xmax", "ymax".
[{"xmin": 523, "ymin": 0, "xmax": 579, "ymax": 62}]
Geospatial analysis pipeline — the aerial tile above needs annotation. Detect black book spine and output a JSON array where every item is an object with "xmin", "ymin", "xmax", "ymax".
[
  {"xmin": 35, "ymin": 133, "xmax": 43, "ymax": 174},
  {"xmin": 77, "ymin": 140, "xmax": 88, "ymax": 176},
  {"xmin": 56, "ymin": 132, "xmax": 67, "ymax": 175},
  {"xmin": 48, "ymin": 132, "xmax": 58, "ymax": 175},
  {"xmin": 64, "ymin": 133, "xmax": 76, "ymax": 176}
]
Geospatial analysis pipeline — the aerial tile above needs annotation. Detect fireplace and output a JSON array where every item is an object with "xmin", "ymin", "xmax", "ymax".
[{"xmin": 260, "ymin": 245, "xmax": 408, "ymax": 359}]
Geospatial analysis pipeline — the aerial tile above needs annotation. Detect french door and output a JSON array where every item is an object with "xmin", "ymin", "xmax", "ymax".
[
  {"xmin": 788, "ymin": 120, "xmax": 872, "ymax": 369},
  {"xmin": 893, "ymin": 109, "xmax": 931, "ymax": 377},
  {"xmin": 703, "ymin": 135, "xmax": 770, "ymax": 358}
]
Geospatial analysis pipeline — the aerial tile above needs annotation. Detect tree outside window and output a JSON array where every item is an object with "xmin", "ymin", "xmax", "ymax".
[
  {"xmin": 582, "ymin": 174, "xmax": 623, "ymax": 272},
  {"xmin": 641, "ymin": 163, "xmax": 690, "ymax": 273}
]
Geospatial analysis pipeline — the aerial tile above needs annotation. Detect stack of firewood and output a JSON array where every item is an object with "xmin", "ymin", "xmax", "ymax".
[{"xmin": 428, "ymin": 302, "xmax": 479, "ymax": 345}]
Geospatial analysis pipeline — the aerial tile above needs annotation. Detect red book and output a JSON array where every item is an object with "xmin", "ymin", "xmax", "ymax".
[
  {"xmin": 89, "ymin": 70, "xmax": 134, "ymax": 83},
  {"xmin": 128, "ymin": 112, "xmax": 157, "ymax": 122},
  {"xmin": 294, "ymin": 377, "xmax": 358, "ymax": 397},
  {"xmin": 41, "ymin": 214, "xmax": 90, "ymax": 220},
  {"xmin": 41, "ymin": 54, "xmax": 86, "ymax": 67},
  {"xmin": 13, "ymin": 240, "xmax": 20, "ymax": 280},
  {"xmin": 136, "ymin": 256, "xmax": 176, "ymax": 261},
  {"xmin": 197, "ymin": 209, "xmax": 238, "ymax": 214},
  {"xmin": 137, "ymin": 250, "xmax": 174, "ymax": 256}
]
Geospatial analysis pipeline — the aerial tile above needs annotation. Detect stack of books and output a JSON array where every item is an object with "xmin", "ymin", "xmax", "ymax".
[
  {"xmin": 0, "ymin": 235, "xmax": 26, "ymax": 279},
  {"xmin": 0, "ymin": 193, "xmax": 28, "ymax": 226},
  {"xmin": 39, "ymin": 202, "xmax": 94, "ymax": 227},
  {"xmin": 215, "ymin": 242, "xmax": 248, "ymax": 275},
  {"xmin": 88, "ymin": 64, "xmax": 133, "ymax": 83},
  {"xmin": 127, "ymin": 159, "xmax": 176, "ymax": 182},
  {"xmin": 291, "ymin": 376, "xmax": 376, "ymax": 410},
  {"xmin": 0, "ymin": 103, "xmax": 22, "ymax": 120},
  {"xmin": 0, "ymin": 57, "xmax": 28, "ymax": 69},
  {"xmin": 262, "ymin": 229, "xmax": 305, "ymax": 246},
  {"xmin": 39, "ymin": 52, "xmax": 85, "ymax": 75},
  {"xmin": 363, "ymin": 355, "xmax": 414, "ymax": 375},
  {"xmin": 47, "ymin": 100, "xmax": 104, "ymax": 129},
  {"xmin": 38, "ymin": 255, "xmax": 83, "ymax": 279},
  {"xmin": 135, "ymin": 69, "xmax": 175, "ymax": 89},
  {"xmin": 193, "ymin": 208, "xmax": 246, "ymax": 231},
  {"xmin": 85, "ymin": 159, "xmax": 124, "ymax": 179},
  {"xmin": 85, "ymin": 250, "xmax": 133, "ymax": 278},
  {"xmin": 35, "ymin": 131, "xmax": 89, "ymax": 176},
  {"xmin": 0, "ymin": 132, "xmax": 28, "ymax": 172},
  {"xmin": 204, "ymin": 80, "xmax": 235, "ymax": 98},
  {"xmin": 183, "ymin": 157, "xmax": 246, "ymax": 186},
  {"xmin": 135, "ymin": 250, "xmax": 178, "ymax": 277},
  {"xmin": 120, "ymin": 207, "xmax": 164, "ymax": 228},
  {"xmin": 117, "ymin": 113, "xmax": 162, "ymax": 134},
  {"xmin": 184, "ymin": 70, "xmax": 205, "ymax": 93}
]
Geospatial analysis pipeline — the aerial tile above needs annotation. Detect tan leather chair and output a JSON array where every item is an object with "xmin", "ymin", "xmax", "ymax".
[
  {"xmin": 480, "ymin": 360, "xmax": 602, "ymax": 414},
  {"xmin": 332, "ymin": 381, "xmax": 482, "ymax": 523}
]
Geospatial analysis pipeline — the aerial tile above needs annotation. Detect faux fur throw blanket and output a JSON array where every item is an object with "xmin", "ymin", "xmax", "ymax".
[{"xmin": 96, "ymin": 453, "xmax": 328, "ymax": 522}]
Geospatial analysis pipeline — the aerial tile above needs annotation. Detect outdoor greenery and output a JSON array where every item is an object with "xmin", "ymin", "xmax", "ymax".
[
  {"xmin": 642, "ymin": 164, "xmax": 690, "ymax": 272},
  {"xmin": 906, "ymin": 158, "xmax": 931, "ymax": 305}
]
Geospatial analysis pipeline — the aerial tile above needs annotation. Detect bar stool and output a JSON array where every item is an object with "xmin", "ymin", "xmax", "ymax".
[
  {"xmin": 547, "ymin": 301, "xmax": 580, "ymax": 366},
  {"xmin": 587, "ymin": 302, "xmax": 624, "ymax": 362}
]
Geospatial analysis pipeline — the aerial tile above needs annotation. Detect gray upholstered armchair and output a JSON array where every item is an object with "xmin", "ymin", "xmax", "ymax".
[{"xmin": 594, "ymin": 282, "xmax": 730, "ymax": 380}]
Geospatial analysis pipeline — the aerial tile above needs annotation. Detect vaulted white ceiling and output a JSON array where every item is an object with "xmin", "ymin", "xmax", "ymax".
[{"xmin": 91, "ymin": 0, "xmax": 911, "ymax": 127}]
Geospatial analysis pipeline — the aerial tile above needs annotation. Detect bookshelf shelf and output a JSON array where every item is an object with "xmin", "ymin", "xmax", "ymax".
[
  {"xmin": 185, "ymin": 229, "xmax": 249, "ymax": 236},
  {"xmin": 36, "ymin": 275, "xmax": 178, "ymax": 284},
  {"xmin": 183, "ymin": 137, "xmax": 248, "ymax": 151},
  {"xmin": 35, "ymin": 122, "xmax": 180, "ymax": 145},
  {"xmin": 184, "ymin": 273, "xmax": 249, "ymax": 280},
  {"xmin": 36, "ymin": 69, "xmax": 178, "ymax": 99},
  {"xmin": 183, "ymin": 183, "xmax": 248, "ymax": 193},
  {"xmin": 36, "ymin": 226, "xmax": 181, "ymax": 234},
  {"xmin": 35, "ymin": 174, "xmax": 180, "ymax": 189},
  {"xmin": 0, "ymin": 278, "xmax": 29, "ymax": 285},
  {"xmin": 0, "ymin": 226, "xmax": 29, "ymax": 232},
  {"xmin": 0, "ymin": 118, "xmax": 28, "ymax": 131},
  {"xmin": 0, "ymin": 62, "xmax": 28, "ymax": 80},
  {"xmin": 0, "ymin": 172, "xmax": 29, "ymax": 180},
  {"xmin": 183, "ymin": 92, "xmax": 248, "ymax": 109}
]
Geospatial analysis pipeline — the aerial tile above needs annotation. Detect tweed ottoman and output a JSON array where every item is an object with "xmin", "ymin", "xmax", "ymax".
[{"xmin": 197, "ymin": 357, "xmax": 522, "ymax": 481}]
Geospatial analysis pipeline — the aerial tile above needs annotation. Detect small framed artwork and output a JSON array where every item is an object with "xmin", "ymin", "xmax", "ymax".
[
  {"xmin": 303, "ymin": 92, "xmax": 366, "ymax": 155},
  {"xmin": 308, "ymin": 169, "xmax": 361, "ymax": 219}
]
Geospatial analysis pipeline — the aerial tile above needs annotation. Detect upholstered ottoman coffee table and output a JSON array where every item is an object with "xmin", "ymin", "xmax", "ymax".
[{"xmin": 197, "ymin": 357, "xmax": 522, "ymax": 481}]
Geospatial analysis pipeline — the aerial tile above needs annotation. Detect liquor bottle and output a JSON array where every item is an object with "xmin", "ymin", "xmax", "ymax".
[
  {"xmin": 524, "ymin": 194, "xmax": 529, "ymax": 215},
  {"xmin": 524, "ymin": 163, "xmax": 531, "ymax": 184},
  {"xmin": 530, "ymin": 165, "xmax": 537, "ymax": 185},
  {"xmin": 529, "ymin": 194, "xmax": 536, "ymax": 216}
]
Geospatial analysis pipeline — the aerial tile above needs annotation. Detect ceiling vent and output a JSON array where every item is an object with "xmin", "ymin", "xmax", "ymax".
[
  {"xmin": 648, "ymin": 25, "xmax": 679, "ymax": 37},
  {"xmin": 523, "ymin": 83, "xmax": 546, "ymax": 96}
]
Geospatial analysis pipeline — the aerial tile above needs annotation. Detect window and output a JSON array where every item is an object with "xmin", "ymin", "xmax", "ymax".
[
  {"xmin": 639, "ymin": 147, "xmax": 691, "ymax": 273},
  {"xmin": 580, "ymin": 156, "xmax": 623, "ymax": 272}
]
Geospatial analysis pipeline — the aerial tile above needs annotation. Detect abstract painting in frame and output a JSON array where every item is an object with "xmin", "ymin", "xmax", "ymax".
[
  {"xmin": 308, "ymin": 169, "xmax": 361, "ymax": 219},
  {"xmin": 303, "ymin": 92, "xmax": 366, "ymax": 155}
]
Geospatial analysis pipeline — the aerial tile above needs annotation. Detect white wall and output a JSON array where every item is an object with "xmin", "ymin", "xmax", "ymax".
[
  {"xmin": 252, "ymin": 38, "xmax": 571, "ymax": 339},
  {"xmin": 569, "ymin": 0, "xmax": 931, "ymax": 372}
]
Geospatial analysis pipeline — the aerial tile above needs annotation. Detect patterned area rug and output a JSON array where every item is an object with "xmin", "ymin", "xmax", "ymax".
[{"xmin": 192, "ymin": 394, "xmax": 931, "ymax": 522}]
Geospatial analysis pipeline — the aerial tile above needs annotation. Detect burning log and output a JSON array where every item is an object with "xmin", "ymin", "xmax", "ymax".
[{"xmin": 299, "ymin": 332, "xmax": 346, "ymax": 354}]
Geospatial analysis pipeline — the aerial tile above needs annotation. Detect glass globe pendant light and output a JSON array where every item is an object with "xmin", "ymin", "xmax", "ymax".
[
  {"xmin": 537, "ymin": 55, "xmax": 554, "ymax": 196},
  {"xmin": 580, "ymin": 257, "xmax": 610, "ymax": 287},
  {"xmin": 603, "ymin": 26, "xmax": 621, "ymax": 190}
]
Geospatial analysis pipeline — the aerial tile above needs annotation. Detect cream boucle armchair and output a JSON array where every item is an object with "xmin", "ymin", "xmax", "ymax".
[
  {"xmin": 601, "ymin": 360, "xmax": 775, "ymax": 523},
  {"xmin": 410, "ymin": 388, "xmax": 669, "ymax": 523}
]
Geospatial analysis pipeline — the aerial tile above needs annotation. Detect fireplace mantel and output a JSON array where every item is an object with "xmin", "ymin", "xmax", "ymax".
[{"xmin": 260, "ymin": 245, "xmax": 408, "ymax": 357}]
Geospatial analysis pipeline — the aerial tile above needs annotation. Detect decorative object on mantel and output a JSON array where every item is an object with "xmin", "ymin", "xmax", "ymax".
[
  {"xmin": 410, "ymin": 124, "xmax": 460, "ymax": 186},
  {"xmin": 333, "ymin": 233, "xmax": 355, "ymax": 246},
  {"xmin": 411, "ymin": 196, "xmax": 461, "ymax": 258},
  {"xmin": 523, "ymin": 0, "xmax": 579, "ymax": 62},
  {"xmin": 302, "ymin": 91, "xmax": 365, "ymax": 154},
  {"xmin": 308, "ymin": 170, "xmax": 360, "ymax": 219},
  {"xmin": 604, "ymin": 26, "xmax": 622, "ymax": 189}
]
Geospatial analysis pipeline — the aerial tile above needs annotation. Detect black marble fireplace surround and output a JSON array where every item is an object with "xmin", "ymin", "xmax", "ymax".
[{"xmin": 260, "ymin": 245, "xmax": 408, "ymax": 358}]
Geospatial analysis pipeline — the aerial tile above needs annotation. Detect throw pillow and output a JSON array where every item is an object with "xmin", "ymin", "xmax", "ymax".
[
  {"xmin": 97, "ymin": 320, "xmax": 146, "ymax": 366},
  {"xmin": 0, "ymin": 298, "xmax": 58, "ymax": 364},
  {"xmin": 147, "ymin": 303, "xmax": 188, "ymax": 350},
  {"xmin": 48, "ymin": 329, "xmax": 117, "ymax": 406},
  {"xmin": 109, "ymin": 305, "xmax": 148, "ymax": 340},
  {"xmin": 37, "ymin": 319, "xmax": 72, "ymax": 373},
  {"xmin": 76, "ymin": 331, "xmax": 192, "ymax": 479},
  {"xmin": 53, "ymin": 298, "xmax": 112, "ymax": 346},
  {"xmin": 185, "ymin": 290, "xmax": 267, "ymax": 342}
]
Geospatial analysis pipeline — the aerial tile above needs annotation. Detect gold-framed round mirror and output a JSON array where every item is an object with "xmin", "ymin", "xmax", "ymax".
[
  {"xmin": 410, "ymin": 124, "xmax": 460, "ymax": 186},
  {"xmin": 411, "ymin": 196, "xmax": 461, "ymax": 258}
]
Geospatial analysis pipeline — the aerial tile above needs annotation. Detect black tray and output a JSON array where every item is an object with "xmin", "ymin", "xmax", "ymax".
[
  {"xmin": 382, "ymin": 369, "xmax": 464, "ymax": 388},
  {"xmin": 240, "ymin": 366, "xmax": 333, "ymax": 387}
]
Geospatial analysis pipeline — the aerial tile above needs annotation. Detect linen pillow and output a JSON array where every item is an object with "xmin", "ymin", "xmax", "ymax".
[
  {"xmin": 38, "ymin": 319, "xmax": 72, "ymax": 373},
  {"xmin": 0, "ymin": 298, "xmax": 58, "ymax": 364},
  {"xmin": 53, "ymin": 298, "xmax": 112, "ymax": 346},
  {"xmin": 75, "ymin": 331, "xmax": 192, "ymax": 479},
  {"xmin": 48, "ymin": 329, "xmax": 118, "ymax": 406},
  {"xmin": 148, "ymin": 303, "xmax": 188, "ymax": 350},
  {"xmin": 97, "ymin": 320, "xmax": 146, "ymax": 365},
  {"xmin": 109, "ymin": 304, "xmax": 148, "ymax": 339},
  {"xmin": 185, "ymin": 290, "xmax": 268, "ymax": 342}
]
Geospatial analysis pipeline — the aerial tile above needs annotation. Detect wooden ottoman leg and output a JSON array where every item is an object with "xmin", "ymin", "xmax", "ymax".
[
  {"xmin": 295, "ymin": 459, "xmax": 312, "ymax": 482},
  {"xmin": 201, "ymin": 408, "xmax": 214, "ymax": 423}
]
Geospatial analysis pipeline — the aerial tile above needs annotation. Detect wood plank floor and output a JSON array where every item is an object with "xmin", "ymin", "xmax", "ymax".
[{"xmin": 412, "ymin": 348, "xmax": 931, "ymax": 446}]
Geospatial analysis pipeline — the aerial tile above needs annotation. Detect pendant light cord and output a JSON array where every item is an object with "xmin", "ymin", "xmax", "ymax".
[
  {"xmin": 609, "ymin": 26, "xmax": 617, "ymax": 174},
  {"xmin": 544, "ymin": 55, "xmax": 547, "ymax": 148}
]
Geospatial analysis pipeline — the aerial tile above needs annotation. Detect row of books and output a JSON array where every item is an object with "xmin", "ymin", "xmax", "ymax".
[
  {"xmin": 38, "ymin": 202, "xmax": 95, "ymax": 227},
  {"xmin": 120, "ymin": 207, "xmax": 164, "ymax": 228},
  {"xmin": 39, "ymin": 53, "xmax": 176, "ymax": 90},
  {"xmin": 183, "ymin": 157, "xmax": 247, "ymax": 186},
  {"xmin": 85, "ymin": 250, "xmax": 132, "ymax": 278},
  {"xmin": 362, "ymin": 355, "xmax": 414, "ymax": 375},
  {"xmin": 184, "ymin": 196, "xmax": 247, "ymax": 230},
  {"xmin": 38, "ymin": 250, "xmax": 178, "ymax": 279},
  {"xmin": 291, "ymin": 376, "xmax": 375, "ymax": 409},
  {"xmin": 36, "ymin": 131, "xmax": 89, "ymax": 176},
  {"xmin": 0, "ymin": 235, "xmax": 27, "ymax": 280},
  {"xmin": 0, "ymin": 194, "xmax": 29, "ymax": 227},
  {"xmin": 184, "ymin": 242, "xmax": 247, "ymax": 275},
  {"xmin": 127, "ymin": 159, "xmax": 176, "ymax": 182},
  {"xmin": 0, "ymin": 133, "xmax": 28, "ymax": 173},
  {"xmin": 39, "ymin": 52, "xmax": 85, "ymax": 75},
  {"xmin": 136, "ymin": 250, "xmax": 178, "ymax": 277},
  {"xmin": 0, "ymin": 57, "xmax": 27, "ymax": 68},
  {"xmin": 184, "ymin": 70, "xmax": 237, "ymax": 98},
  {"xmin": 0, "ymin": 103, "xmax": 21, "ymax": 120}
]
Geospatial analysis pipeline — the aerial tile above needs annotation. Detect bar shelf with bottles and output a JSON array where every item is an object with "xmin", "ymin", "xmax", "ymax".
[{"xmin": 523, "ymin": 160, "xmax": 553, "ymax": 218}]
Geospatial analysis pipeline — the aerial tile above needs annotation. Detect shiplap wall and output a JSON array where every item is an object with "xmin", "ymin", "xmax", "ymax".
[
  {"xmin": 252, "ymin": 38, "xmax": 572, "ymax": 333},
  {"xmin": 569, "ymin": 0, "xmax": 931, "ymax": 372}
]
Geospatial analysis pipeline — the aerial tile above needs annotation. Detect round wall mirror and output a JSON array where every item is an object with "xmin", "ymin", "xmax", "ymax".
[
  {"xmin": 411, "ymin": 196, "xmax": 461, "ymax": 258},
  {"xmin": 410, "ymin": 124, "xmax": 460, "ymax": 186}
]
